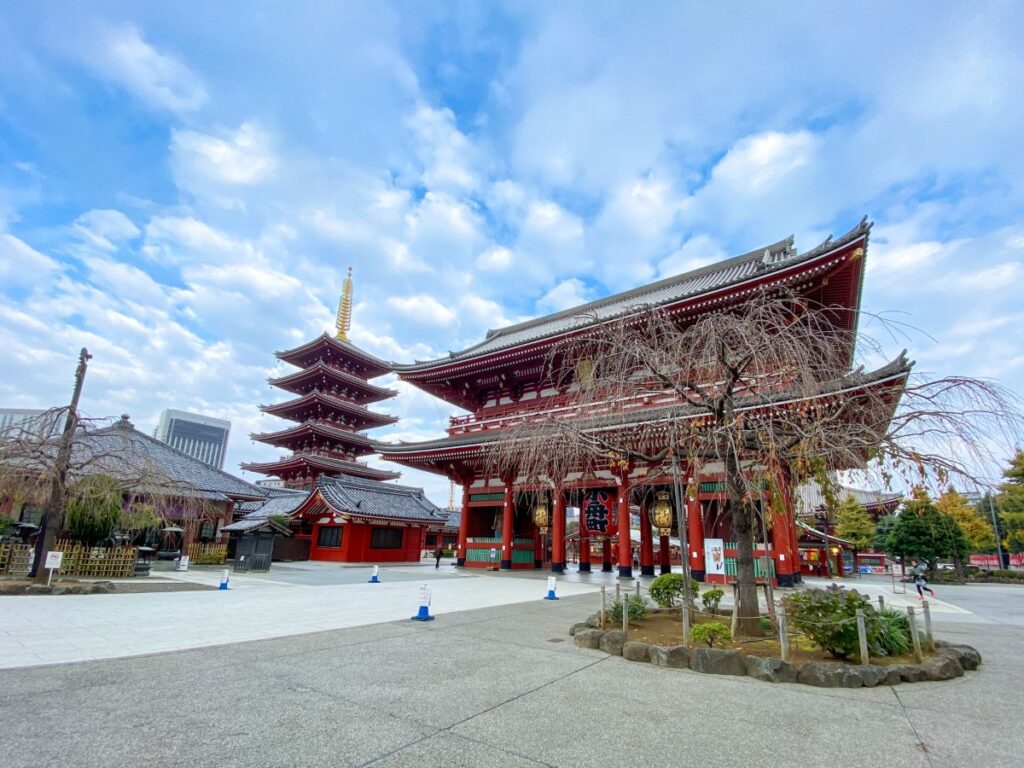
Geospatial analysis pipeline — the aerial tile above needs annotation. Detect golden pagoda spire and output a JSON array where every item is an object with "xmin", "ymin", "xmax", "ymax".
[{"xmin": 335, "ymin": 266, "xmax": 353, "ymax": 342}]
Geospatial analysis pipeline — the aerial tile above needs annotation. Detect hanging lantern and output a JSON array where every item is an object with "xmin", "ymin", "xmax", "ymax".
[
  {"xmin": 652, "ymin": 491, "xmax": 673, "ymax": 535},
  {"xmin": 533, "ymin": 496, "xmax": 549, "ymax": 532}
]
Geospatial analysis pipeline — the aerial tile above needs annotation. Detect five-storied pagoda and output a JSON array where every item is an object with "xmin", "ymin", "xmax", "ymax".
[
  {"xmin": 242, "ymin": 268, "xmax": 400, "ymax": 489},
  {"xmin": 242, "ymin": 270, "xmax": 444, "ymax": 563},
  {"xmin": 378, "ymin": 220, "xmax": 912, "ymax": 585}
]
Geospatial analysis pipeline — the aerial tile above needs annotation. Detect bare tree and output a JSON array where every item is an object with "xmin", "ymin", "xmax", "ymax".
[
  {"xmin": 1, "ymin": 408, "xmax": 216, "ymax": 581},
  {"xmin": 488, "ymin": 289, "xmax": 1023, "ymax": 634}
]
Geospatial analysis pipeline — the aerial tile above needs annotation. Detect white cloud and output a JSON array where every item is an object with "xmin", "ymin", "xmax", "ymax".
[
  {"xmin": 0, "ymin": 233, "xmax": 60, "ymax": 288},
  {"xmin": 536, "ymin": 278, "xmax": 590, "ymax": 314},
  {"xmin": 870, "ymin": 241, "xmax": 945, "ymax": 275},
  {"xmin": 72, "ymin": 209, "xmax": 140, "ymax": 252},
  {"xmin": 711, "ymin": 130, "xmax": 821, "ymax": 193},
  {"xmin": 656, "ymin": 234, "xmax": 727, "ymax": 280},
  {"xmin": 476, "ymin": 245, "xmax": 513, "ymax": 271},
  {"xmin": 83, "ymin": 24, "xmax": 207, "ymax": 113},
  {"xmin": 143, "ymin": 216, "xmax": 254, "ymax": 264},
  {"xmin": 406, "ymin": 104, "xmax": 480, "ymax": 193},
  {"xmin": 387, "ymin": 294, "xmax": 456, "ymax": 326},
  {"xmin": 171, "ymin": 123, "xmax": 277, "ymax": 186}
]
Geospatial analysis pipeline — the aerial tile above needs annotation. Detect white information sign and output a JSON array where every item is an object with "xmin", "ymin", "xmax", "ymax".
[
  {"xmin": 489, "ymin": 547, "xmax": 497, "ymax": 560},
  {"xmin": 45, "ymin": 551, "xmax": 63, "ymax": 570},
  {"xmin": 704, "ymin": 538, "xmax": 726, "ymax": 576},
  {"xmin": 176, "ymin": 555, "xmax": 190, "ymax": 572},
  {"xmin": 418, "ymin": 583, "xmax": 432, "ymax": 606}
]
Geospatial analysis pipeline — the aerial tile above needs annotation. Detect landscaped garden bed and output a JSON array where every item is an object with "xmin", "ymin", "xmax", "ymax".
[{"xmin": 571, "ymin": 579, "xmax": 981, "ymax": 687}]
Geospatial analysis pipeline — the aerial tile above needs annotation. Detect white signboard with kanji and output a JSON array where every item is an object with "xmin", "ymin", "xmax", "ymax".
[
  {"xmin": 704, "ymin": 538, "xmax": 726, "ymax": 575},
  {"xmin": 44, "ymin": 551, "xmax": 63, "ymax": 570}
]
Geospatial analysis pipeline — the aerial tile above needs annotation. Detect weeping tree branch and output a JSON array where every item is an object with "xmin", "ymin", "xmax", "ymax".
[{"xmin": 483, "ymin": 288, "xmax": 1024, "ymax": 634}]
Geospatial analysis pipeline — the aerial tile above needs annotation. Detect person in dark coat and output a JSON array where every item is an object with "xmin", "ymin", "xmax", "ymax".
[{"xmin": 434, "ymin": 546, "xmax": 443, "ymax": 568}]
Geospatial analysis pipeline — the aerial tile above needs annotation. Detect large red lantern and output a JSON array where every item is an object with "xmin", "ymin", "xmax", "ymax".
[{"xmin": 581, "ymin": 489, "xmax": 618, "ymax": 538}]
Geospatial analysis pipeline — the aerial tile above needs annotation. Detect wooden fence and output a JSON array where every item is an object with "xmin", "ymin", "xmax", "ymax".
[
  {"xmin": 0, "ymin": 542, "xmax": 35, "ymax": 576},
  {"xmin": 187, "ymin": 542, "xmax": 227, "ymax": 565},
  {"xmin": 53, "ymin": 541, "xmax": 139, "ymax": 578},
  {"xmin": 0, "ymin": 541, "xmax": 141, "ymax": 578}
]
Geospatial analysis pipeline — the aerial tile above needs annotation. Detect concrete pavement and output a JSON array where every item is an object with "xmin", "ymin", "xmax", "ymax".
[
  {"xmin": 1, "ymin": 589, "xmax": 1021, "ymax": 767},
  {"xmin": 0, "ymin": 565, "xmax": 602, "ymax": 669}
]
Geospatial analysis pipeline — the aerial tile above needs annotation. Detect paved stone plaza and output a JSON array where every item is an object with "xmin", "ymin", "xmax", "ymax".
[{"xmin": 1, "ymin": 567, "xmax": 1022, "ymax": 767}]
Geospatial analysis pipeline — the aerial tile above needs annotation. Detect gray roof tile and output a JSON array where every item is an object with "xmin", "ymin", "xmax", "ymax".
[
  {"xmin": 316, "ymin": 474, "xmax": 445, "ymax": 522},
  {"xmin": 395, "ymin": 219, "xmax": 870, "ymax": 372}
]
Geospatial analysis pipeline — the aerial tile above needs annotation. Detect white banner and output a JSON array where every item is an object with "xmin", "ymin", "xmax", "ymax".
[{"xmin": 704, "ymin": 538, "xmax": 725, "ymax": 575}]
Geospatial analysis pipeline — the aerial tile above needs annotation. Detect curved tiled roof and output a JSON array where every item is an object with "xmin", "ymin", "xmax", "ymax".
[
  {"xmin": 78, "ymin": 416, "xmax": 265, "ymax": 501},
  {"xmin": 314, "ymin": 474, "xmax": 445, "ymax": 522},
  {"xmin": 394, "ymin": 219, "xmax": 870, "ymax": 373}
]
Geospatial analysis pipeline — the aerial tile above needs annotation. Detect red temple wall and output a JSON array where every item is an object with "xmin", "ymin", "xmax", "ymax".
[{"xmin": 308, "ymin": 522, "xmax": 425, "ymax": 563}]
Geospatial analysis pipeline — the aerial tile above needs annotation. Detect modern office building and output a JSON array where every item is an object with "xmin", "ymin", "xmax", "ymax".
[
  {"xmin": 0, "ymin": 408, "xmax": 66, "ymax": 436},
  {"xmin": 155, "ymin": 409, "xmax": 231, "ymax": 470}
]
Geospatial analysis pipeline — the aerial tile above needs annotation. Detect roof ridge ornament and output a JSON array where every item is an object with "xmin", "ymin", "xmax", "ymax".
[{"xmin": 335, "ymin": 266, "xmax": 353, "ymax": 342}]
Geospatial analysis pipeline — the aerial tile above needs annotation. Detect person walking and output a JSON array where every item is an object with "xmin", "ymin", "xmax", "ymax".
[
  {"xmin": 434, "ymin": 545, "xmax": 443, "ymax": 569},
  {"xmin": 913, "ymin": 565, "xmax": 935, "ymax": 600}
]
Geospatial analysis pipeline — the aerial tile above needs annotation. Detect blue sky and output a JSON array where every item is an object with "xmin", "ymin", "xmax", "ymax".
[{"xmin": 1, "ymin": 2, "xmax": 1023, "ymax": 505}]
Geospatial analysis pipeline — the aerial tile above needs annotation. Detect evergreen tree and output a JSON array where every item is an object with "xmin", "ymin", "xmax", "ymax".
[
  {"xmin": 873, "ymin": 514, "xmax": 897, "ymax": 552},
  {"xmin": 886, "ymin": 490, "xmax": 970, "ymax": 572},
  {"xmin": 834, "ymin": 495, "xmax": 875, "ymax": 550},
  {"xmin": 997, "ymin": 449, "xmax": 1024, "ymax": 553}
]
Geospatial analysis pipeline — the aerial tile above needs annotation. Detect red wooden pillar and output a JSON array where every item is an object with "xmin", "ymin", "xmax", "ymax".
[
  {"xmin": 457, "ymin": 480, "xmax": 470, "ymax": 567},
  {"xmin": 552, "ymin": 488, "xmax": 566, "ymax": 573},
  {"xmin": 659, "ymin": 534, "xmax": 671, "ymax": 574},
  {"xmin": 790, "ymin": 514, "xmax": 802, "ymax": 582},
  {"xmin": 501, "ymin": 480, "xmax": 514, "ymax": 570},
  {"xmin": 687, "ymin": 493, "xmax": 705, "ymax": 581},
  {"xmin": 639, "ymin": 504, "xmax": 655, "ymax": 576},
  {"xmin": 579, "ymin": 529, "xmax": 592, "ymax": 573},
  {"xmin": 772, "ymin": 471, "xmax": 798, "ymax": 587},
  {"xmin": 601, "ymin": 539, "xmax": 613, "ymax": 572},
  {"xmin": 617, "ymin": 477, "xmax": 632, "ymax": 578}
]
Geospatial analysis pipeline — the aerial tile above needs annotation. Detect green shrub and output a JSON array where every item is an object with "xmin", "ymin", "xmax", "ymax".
[
  {"xmin": 649, "ymin": 573, "xmax": 699, "ymax": 608},
  {"xmin": 690, "ymin": 622, "xmax": 732, "ymax": 647},
  {"xmin": 758, "ymin": 616, "xmax": 775, "ymax": 635},
  {"xmin": 783, "ymin": 587, "xmax": 879, "ymax": 660},
  {"xmin": 701, "ymin": 587, "xmax": 724, "ymax": 614},
  {"xmin": 609, "ymin": 594, "xmax": 649, "ymax": 622},
  {"xmin": 876, "ymin": 608, "xmax": 911, "ymax": 656}
]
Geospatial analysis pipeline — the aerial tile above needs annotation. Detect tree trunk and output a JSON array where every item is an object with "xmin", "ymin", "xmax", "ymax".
[{"xmin": 726, "ymin": 450, "xmax": 761, "ymax": 636}]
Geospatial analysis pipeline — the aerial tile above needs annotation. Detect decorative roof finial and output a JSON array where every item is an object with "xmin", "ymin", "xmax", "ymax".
[{"xmin": 335, "ymin": 266, "xmax": 353, "ymax": 342}]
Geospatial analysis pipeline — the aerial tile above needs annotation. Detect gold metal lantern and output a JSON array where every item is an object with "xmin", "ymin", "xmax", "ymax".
[
  {"xmin": 533, "ymin": 497, "xmax": 550, "ymax": 532},
  {"xmin": 652, "ymin": 491, "xmax": 673, "ymax": 535}
]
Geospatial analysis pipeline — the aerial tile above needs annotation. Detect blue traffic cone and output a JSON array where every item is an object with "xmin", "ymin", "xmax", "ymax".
[
  {"xmin": 219, "ymin": 569, "xmax": 229, "ymax": 591},
  {"xmin": 411, "ymin": 604, "xmax": 434, "ymax": 621},
  {"xmin": 411, "ymin": 584, "xmax": 434, "ymax": 621},
  {"xmin": 368, "ymin": 565, "xmax": 381, "ymax": 583},
  {"xmin": 544, "ymin": 577, "xmax": 559, "ymax": 601}
]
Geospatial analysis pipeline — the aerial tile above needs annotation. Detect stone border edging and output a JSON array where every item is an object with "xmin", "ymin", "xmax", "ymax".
[{"xmin": 569, "ymin": 622, "xmax": 981, "ymax": 687}]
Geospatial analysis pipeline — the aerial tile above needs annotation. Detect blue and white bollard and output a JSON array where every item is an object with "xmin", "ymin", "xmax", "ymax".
[
  {"xmin": 411, "ymin": 583, "xmax": 434, "ymax": 621},
  {"xmin": 544, "ymin": 576, "xmax": 559, "ymax": 601},
  {"xmin": 219, "ymin": 569, "xmax": 229, "ymax": 591},
  {"xmin": 368, "ymin": 565, "xmax": 380, "ymax": 583}
]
